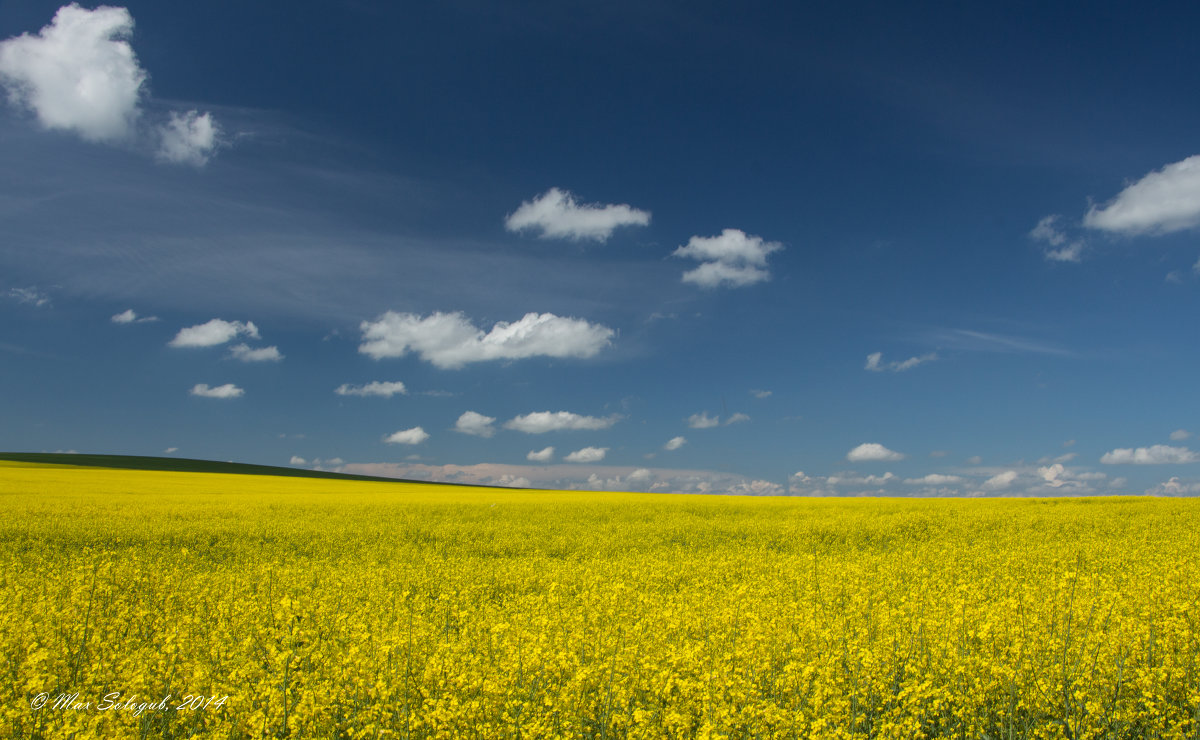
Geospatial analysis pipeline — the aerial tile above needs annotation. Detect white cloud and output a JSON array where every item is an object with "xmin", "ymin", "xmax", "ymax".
[
  {"xmin": 1030, "ymin": 215, "xmax": 1068, "ymax": 246},
  {"xmin": 169, "ymin": 319, "xmax": 260, "ymax": 348},
  {"xmin": 751, "ymin": 389, "xmax": 772, "ymax": 399},
  {"xmin": 455, "ymin": 411, "xmax": 497, "ymax": 438},
  {"xmin": 290, "ymin": 456, "xmax": 306, "ymax": 465},
  {"xmin": 0, "ymin": 5, "xmax": 221, "ymax": 163},
  {"xmin": 1030, "ymin": 215, "xmax": 1084, "ymax": 262},
  {"xmin": 846, "ymin": 443, "xmax": 905, "ymax": 462},
  {"xmin": 1037, "ymin": 463, "xmax": 1069, "ymax": 488},
  {"xmin": 504, "ymin": 187, "xmax": 650, "ymax": 241},
  {"xmin": 982, "ymin": 470, "xmax": 1018, "ymax": 491},
  {"xmin": 904, "ymin": 474, "xmax": 963, "ymax": 485},
  {"xmin": 338, "ymin": 461, "xmax": 788, "ymax": 495},
  {"xmin": 359, "ymin": 311, "xmax": 614, "ymax": 369},
  {"xmin": 504, "ymin": 411, "xmax": 619, "ymax": 434},
  {"xmin": 229, "ymin": 344, "xmax": 282, "ymax": 362},
  {"xmin": 335, "ymin": 381, "xmax": 407, "ymax": 398},
  {"xmin": 384, "ymin": 427, "xmax": 429, "ymax": 445},
  {"xmin": 827, "ymin": 472, "xmax": 896, "ymax": 486},
  {"xmin": 687, "ymin": 412, "xmax": 720, "ymax": 429},
  {"xmin": 1170, "ymin": 429, "xmax": 1191, "ymax": 441},
  {"xmin": 1084, "ymin": 155, "xmax": 1200, "ymax": 235},
  {"xmin": 156, "ymin": 109, "xmax": 218, "ymax": 166},
  {"xmin": 189, "ymin": 383, "xmax": 243, "ymax": 399},
  {"xmin": 526, "ymin": 446, "xmax": 555, "ymax": 462},
  {"xmin": 565, "ymin": 446, "xmax": 609, "ymax": 463},
  {"xmin": 865, "ymin": 351, "xmax": 937, "ymax": 372},
  {"xmin": 1146, "ymin": 476, "xmax": 1200, "ymax": 496},
  {"xmin": 1100, "ymin": 445, "xmax": 1199, "ymax": 465},
  {"xmin": 164, "ymin": 447, "xmax": 178, "ymax": 454},
  {"xmin": 673, "ymin": 229, "xmax": 783, "ymax": 288},
  {"xmin": 7, "ymin": 287, "xmax": 51, "ymax": 307},
  {"xmin": 0, "ymin": 4, "xmax": 144, "ymax": 143},
  {"xmin": 966, "ymin": 455, "xmax": 983, "ymax": 465},
  {"xmin": 724, "ymin": 412, "xmax": 751, "ymax": 425},
  {"xmin": 495, "ymin": 474, "xmax": 532, "ymax": 489},
  {"xmin": 1045, "ymin": 242, "xmax": 1084, "ymax": 263},
  {"xmin": 664, "ymin": 436, "xmax": 687, "ymax": 451},
  {"xmin": 111, "ymin": 308, "xmax": 157, "ymax": 323}
]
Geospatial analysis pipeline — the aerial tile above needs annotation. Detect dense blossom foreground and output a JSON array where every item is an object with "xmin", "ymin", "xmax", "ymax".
[{"xmin": 2, "ymin": 462, "xmax": 1199, "ymax": 738}]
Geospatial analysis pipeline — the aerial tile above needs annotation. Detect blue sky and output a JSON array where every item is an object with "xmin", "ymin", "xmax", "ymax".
[{"xmin": 3, "ymin": 1, "xmax": 1200, "ymax": 495}]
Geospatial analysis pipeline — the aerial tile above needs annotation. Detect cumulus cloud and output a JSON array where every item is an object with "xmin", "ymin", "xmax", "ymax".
[
  {"xmin": 981, "ymin": 470, "xmax": 1018, "ymax": 490},
  {"xmin": 495, "ymin": 474, "xmax": 532, "ymax": 489},
  {"xmin": 527, "ymin": 446, "xmax": 555, "ymax": 462},
  {"xmin": 1147, "ymin": 477, "xmax": 1200, "ymax": 496},
  {"xmin": 1100, "ymin": 445, "xmax": 1199, "ymax": 465},
  {"xmin": 664, "ymin": 436, "xmax": 687, "ymax": 451},
  {"xmin": 189, "ymin": 383, "xmax": 243, "ymax": 399},
  {"xmin": 384, "ymin": 427, "xmax": 429, "ymax": 445},
  {"xmin": 673, "ymin": 229, "xmax": 783, "ymax": 288},
  {"xmin": 904, "ymin": 474, "xmax": 963, "ymax": 485},
  {"xmin": 565, "ymin": 446, "xmax": 609, "ymax": 463},
  {"xmin": 1084, "ymin": 155, "xmax": 1200, "ymax": 235},
  {"xmin": 359, "ymin": 311, "xmax": 614, "ymax": 369},
  {"xmin": 505, "ymin": 187, "xmax": 650, "ymax": 241},
  {"xmin": 156, "ymin": 109, "xmax": 218, "ymax": 166},
  {"xmin": 169, "ymin": 319, "xmax": 259, "ymax": 348},
  {"xmin": 725, "ymin": 413, "xmax": 750, "ymax": 425},
  {"xmin": 290, "ymin": 456, "xmax": 306, "ymax": 465},
  {"xmin": 335, "ymin": 381, "xmax": 407, "ymax": 398},
  {"xmin": 229, "ymin": 344, "xmax": 282, "ymax": 362},
  {"xmin": 751, "ymin": 389, "xmax": 772, "ymax": 399},
  {"xmin": 111, "ymin": 308, "xmax": 157, "ymax": 324},
  {"xmin": 846, "ymin": 443, "xmax": 905, "ymax": 462},
  {"xmin": 865, "ymin": 351, "xmax": 938, "ymax": 372},
  {"xmin": 687, "ymin": 412, "xmax": 720, "ymax": 429},
  {"xmin": 0, "ymin": 4, "xmax": 144, "ymax": 142},
  {"xmin": 0, "ymin": 4, "xmax": 220, "ymax": 162},
  {"xmin": 455, "ymin": 411, "xmax": 497, "ymax": 438},
  {"xmin": 1170, "ymin": 429, "xmax": 1191, "ymax": 441},
  {"xmin": 504, "ymin": 411, "xmax": 619, "ymax": 434},
  {"xmin": 1030, "ymin": 215, "xmax": 1084, "ymax": 262}
]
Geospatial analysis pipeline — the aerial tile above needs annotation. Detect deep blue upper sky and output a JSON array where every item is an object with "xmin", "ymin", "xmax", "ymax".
[{"xmin": 3, "ymin": 1, "xmax": 1200, "ymax": 495}]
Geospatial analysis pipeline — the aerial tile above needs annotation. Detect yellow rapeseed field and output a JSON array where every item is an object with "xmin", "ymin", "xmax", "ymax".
[{"xmin": 1, "ymin": 460, "xmax": 1198, "ymax": 739}]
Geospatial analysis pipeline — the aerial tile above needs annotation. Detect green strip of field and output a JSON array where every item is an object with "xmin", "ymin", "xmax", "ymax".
[{"xmin": 0, "ymin": 452, "xmax": 430, "ymax": 484}]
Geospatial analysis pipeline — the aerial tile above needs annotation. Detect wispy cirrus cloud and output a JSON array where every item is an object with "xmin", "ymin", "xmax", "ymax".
[
  {"xmin": 359, "ymin": 311, "xmax": 614, "ymax": 369},
  {"xmin": 505, "ymin": 187, "xmax": 650, "ymax": 241}
]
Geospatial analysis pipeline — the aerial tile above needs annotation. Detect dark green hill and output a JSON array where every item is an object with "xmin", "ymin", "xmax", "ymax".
[{"xmin": 0, "ymin": 452, "xmax": 445, "ymax": 485}]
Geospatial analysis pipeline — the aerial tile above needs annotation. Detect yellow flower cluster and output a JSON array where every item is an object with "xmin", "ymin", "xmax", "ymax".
[{"xmin": 2, "ymin": 461, "xmax": 1198, "ymax": 738}]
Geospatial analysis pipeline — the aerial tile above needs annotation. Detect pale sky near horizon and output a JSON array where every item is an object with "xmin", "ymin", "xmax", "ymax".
[{"xmin": 3, "ymin": 1, "xmax": 1200, "ymax": 495}]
